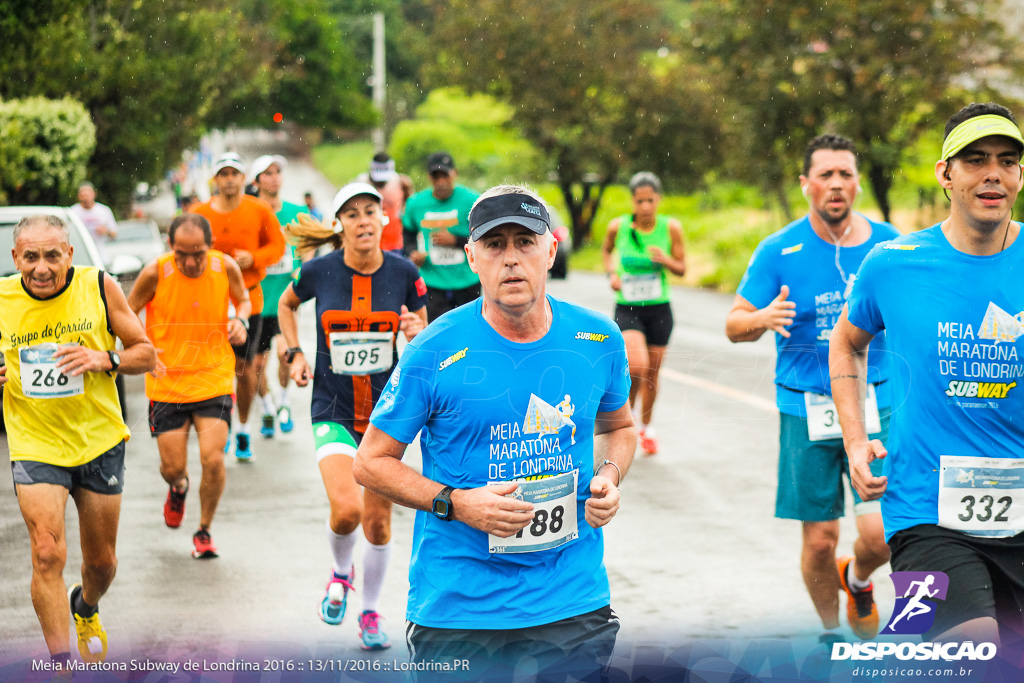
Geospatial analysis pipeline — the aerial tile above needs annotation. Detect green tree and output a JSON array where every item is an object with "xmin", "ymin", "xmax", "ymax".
[
  {"xmin": 389, "ymin": 87, "xmax": 543, "ymax": 188},
  {"xmin": 326, "ymin": 0, "xmax": 434, "ymax": 138},
  {"xmin": 426, "ymin": 0, "xmax": 723, "ymax": 244},
  {"xmin": 1, "ymin": 1, "xmax": 267, "ymax": 211},
  {"xmin": 235, "ymin": 0, "xmax": 375, "ymax": 131},
  {"xmin": 1, "ymin": 0, "xmax": 376, "ymax": 211},
  {"xmin": 691, "ymin": 0, "xmax": 1022, "ymax": 222}
]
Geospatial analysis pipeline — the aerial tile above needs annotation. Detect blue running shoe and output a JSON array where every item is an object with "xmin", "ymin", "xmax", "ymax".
[
  {"xmin": 278, "ymin": 405, "xmax": 294, "ymax": 433},
  {"xmin": 260, "ymin": 413, "xmax": 275, "ymax": 439},
  {"xmin": 319, "ymin": 566, "xmax": 355, "ymax": 625},
  {"xmin": 358, "ymin": 610, "xmax": 391, "ymax": 650},
  {"xmin": 224, "ymin": 424, "xmax": 231, "ymax": 454},
  {"xmin": 235, "ymin": 433, "xmax": 252, "ymax": 461}
]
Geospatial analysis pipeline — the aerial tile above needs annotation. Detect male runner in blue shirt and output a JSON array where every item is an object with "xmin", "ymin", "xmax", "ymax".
[
  {"xmin": 727, "ymin": 134, "xmax": 899, "ymax": 643},
  {"xmin": 831, "ymin": 102, "xmax": 1024, "ymax": 644},
  {"xmin": 355, "ymin": 185, "xmax": 636, "ymax": 681}
]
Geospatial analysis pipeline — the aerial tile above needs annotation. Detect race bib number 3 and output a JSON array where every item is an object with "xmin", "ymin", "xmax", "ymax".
[
  {"xmin": 429, "ymin": 245, "xmax": 465, "ymax": 266},
  {"xmin": 19, "ymin": 343, "xmax": 85, "ymax": 399},
  {"xmin": 328, "ymin": 331, "xmax": 393, "ymax": 375},
  {"xmin": 620, "ymin": 273, "xmax": 662, "ymax": 302},
  {"xmin": 804, "ymin": 384, "xmax": 881, "ymax": 442},
  {"xmin": 938, "ymin": 455, "xmax": 1024, "ymax": 537},
  {"xmin": 265, "ymin": 249, "xmax": 294, "ymax": 275},
  {"xmin": 488, "ymin": 470, "xmax": 579, "ymax": 554}
]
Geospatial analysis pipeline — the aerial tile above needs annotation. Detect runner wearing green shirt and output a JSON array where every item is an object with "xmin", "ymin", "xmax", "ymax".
[
  {"xmin": 600, "ymin": 172, "xmax": 686, "ymax": 456},
  {"xmin": 251, "ymin": 155, "xmax": 305, "ymax": 437},
  {"xmin": 403, "ymin": 152, "xmax": 480, "ymax": 320}
]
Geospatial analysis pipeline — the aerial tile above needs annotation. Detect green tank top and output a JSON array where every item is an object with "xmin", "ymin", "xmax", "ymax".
[{"xmin": 614, "ymin": 214, "xmax": 671, "ymax": 305}]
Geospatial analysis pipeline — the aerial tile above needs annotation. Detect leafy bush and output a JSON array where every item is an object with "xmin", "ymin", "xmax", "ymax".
[{"xmin": 0, "ymin": 97, "xmax": 95, "ymax": 205}]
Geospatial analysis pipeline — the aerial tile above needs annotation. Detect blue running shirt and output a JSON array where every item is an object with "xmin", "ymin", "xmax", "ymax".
[
  {"xmin": 370, "ymin": 296, "xmax": 630, "ymax": 629},
  {"xmin": 292, "ymin": 250, "xmax": 427, "ymax": 432},
  {"xmin": 847, "ymin": 224, "xmax": 1024, "ymax": 541},
  {"xmin": 737, "ymin": 214, "xmax": 900, "ymax": 416}
]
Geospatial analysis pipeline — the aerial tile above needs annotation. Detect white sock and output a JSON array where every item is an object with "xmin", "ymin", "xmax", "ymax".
[
  {"xmin": 361, "ymin": 541, "xmax": 392, "ymax": 613},
  {"xmin": 644, "ymin": 425, "xmax": 656, "ymax": 438},
  {"xmin": 847, "ymin": 560, "xmax": 871, "ymax": 591},
  {"xmin": 276, "ymin": 386, "xmax": 290, "ymax": 406},
  {"xmin": 261, "ymin": 393, "xmax": 275, "ymax": 415},
  {"xmin": 238, "ymin": 422, "xmax": 250, "ymax": 436},
  {"xmin": 327, "ymin": 521, "xmax": 358, "ymax": 577},
  {"xmin": 640, "ymin": 423, "xmax": 650, "ymax": 435}
]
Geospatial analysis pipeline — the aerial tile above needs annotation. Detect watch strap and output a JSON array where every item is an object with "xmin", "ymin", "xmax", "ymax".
[{"xmin": 432, "ymin": 485, "xmax": 455, "ymax": 521}]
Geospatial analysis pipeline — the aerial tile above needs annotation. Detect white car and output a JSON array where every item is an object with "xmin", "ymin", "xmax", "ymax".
[{"xmin": 103, "ymin": 218, "xmax": 165, "ymax": 275}]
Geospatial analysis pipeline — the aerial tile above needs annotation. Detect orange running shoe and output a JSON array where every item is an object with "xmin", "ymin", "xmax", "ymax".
[
  {"xmin": 837, "ymin": 555, "xmax": 879, "ymax": 639},
  {"xmin": 192, "ymin": 528, "xmax": 219, "ymax": 559},
  {"xmin": 640, "ymin": 431, "xmax": 659, "ymax": 456},
  {"xmin": 163, "ymin": 477, "xmax": 188, "ymax": 528}
]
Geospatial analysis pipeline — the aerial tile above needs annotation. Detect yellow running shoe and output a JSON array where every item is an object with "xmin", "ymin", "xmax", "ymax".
[
  {"xmin": 837, "ymin": 556, "xmax": 879, "ymax": 640},
  {"xmin": 68, "ymin": 584, "xmax": 107, "ymax": 663}
]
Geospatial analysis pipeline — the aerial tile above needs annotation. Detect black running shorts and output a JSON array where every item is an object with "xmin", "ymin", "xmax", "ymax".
[
  {"xmin": 613, "ymin": 302, "xmax": 674, "ymax": 347},
  {"xmin": 426, "ymin": 284, "xmax": 481, "ymax": 322},
  {"xmin": 257, "ymin": 315, "xmax": 279, "ymax": 354},
  {"xmin": 889, "ymin": 524, "xmax": 1024, "ymax": 640},
  {"xmin": 149, "ymin": 394, "xmax": 234, "ymax": 436},
  {"xmin": 11, "ymin": 440, "xmax": 126, "ymax": 495},
  {"xmin": 406, "ymin": 605, "xmax": 619, "ymax": 682},
  {"xmin": 231, "ymin": 312, "xmax": 263, "ymax": 361}
]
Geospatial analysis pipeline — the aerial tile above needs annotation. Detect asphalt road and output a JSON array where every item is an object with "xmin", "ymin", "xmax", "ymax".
[{"xmin": 0, "ymin": 143, "xmax": 895, "ymax": 678}]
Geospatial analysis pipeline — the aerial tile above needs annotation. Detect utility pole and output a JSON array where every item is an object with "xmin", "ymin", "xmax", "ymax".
[{"xmin": 371, "ymin": 12, "xmax": 386, "ymax": 152}]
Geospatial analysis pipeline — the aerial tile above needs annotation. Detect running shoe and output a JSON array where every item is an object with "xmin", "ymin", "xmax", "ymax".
[
  {"xmin": 640, "ymin": 432, "xmax": 659, "ymax": 456},
  {"xmin": 837, "ymin": 555, "xmax": 879, "ymax": 639},
  {"xmin": 235, "ymin": 432, "xmax": 252, "ymax": 461},
  {"xmin": 68, "ymin": 584, "xmax": 107, "ymax": 663},
  {"xmin": 192, "ymin": 528, "xmax": 219, "ymax": 559},
  {"xmin": 163, "ymin": 476, "xmax": 188, "ymax": 528},
  {"xmin": 260, "ymin": 413, "xmax": 275, "ymax": 438},
  {"xmin": 278, "ymin": 405, "xmax": 294, "ymax": 433},
  {"xmin": 358, "ymin": 610, "xmax": 392, "ymax": 650},
  {"xmin": 319, "ymin": 566, "xmax": 355, "ymax": 625}
]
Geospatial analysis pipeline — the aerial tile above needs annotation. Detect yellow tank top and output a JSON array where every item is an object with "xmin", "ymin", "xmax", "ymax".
[
  {"xmin": 145, "ymin": 251, "xmax": 235, "ymax": 403},
  {"xmin": 0, "ymin": 267, "xmax": 129, "ymax": 466}
]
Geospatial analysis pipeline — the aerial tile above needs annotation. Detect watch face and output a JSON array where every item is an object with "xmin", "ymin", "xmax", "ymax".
[{"xmin": 433, "ymin": 499, "xmax": 449, "ymax": 518}]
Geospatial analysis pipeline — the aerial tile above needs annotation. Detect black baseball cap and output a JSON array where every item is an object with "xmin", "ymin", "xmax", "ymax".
[
  {"xmin": 469, "ymin": 193, "xmax": 551, "ymax": 241},
  {"xmin": 426, "ymin": 152, "xmax": 456, "ymax": 173}
]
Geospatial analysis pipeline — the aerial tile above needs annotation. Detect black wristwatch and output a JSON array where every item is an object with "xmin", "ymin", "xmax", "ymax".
[
  {"xmin": 106, "ymin": 350, "xmax": 121, "ymax": 372},
  {"xmin": 285, "ymin": 347, "xmax": 303, "ymax": 363},
  {"xmin": 231, "ymin": 316, "xmax": 250, "ymax": 331},
  {"xmin": 432, "ymin": 486, "xmax": 455, "ymax": 521}
]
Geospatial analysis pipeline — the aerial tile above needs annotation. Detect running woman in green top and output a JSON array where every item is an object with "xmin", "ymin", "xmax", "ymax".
[{"xmin": 600, "ymin": 172, "xmax": 686, "ymax": 455}]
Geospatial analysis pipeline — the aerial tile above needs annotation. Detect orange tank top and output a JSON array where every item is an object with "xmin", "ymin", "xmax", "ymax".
[{"xmin": 145, "ymin": 251, "xmax": 235, "ymax": 403}]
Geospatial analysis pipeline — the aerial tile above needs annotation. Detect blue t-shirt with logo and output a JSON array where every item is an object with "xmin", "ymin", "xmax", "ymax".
[
  {"xmin": 737, "ymin": 214, "xmax": 900, "ymax": 416},
  {"xmin": 370, "ymin": 296, "xmax": 630, "ymax": 629},
  {"xmin": 847, "ymin": 224, "xmax": 1024, "ymax": 541}
]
